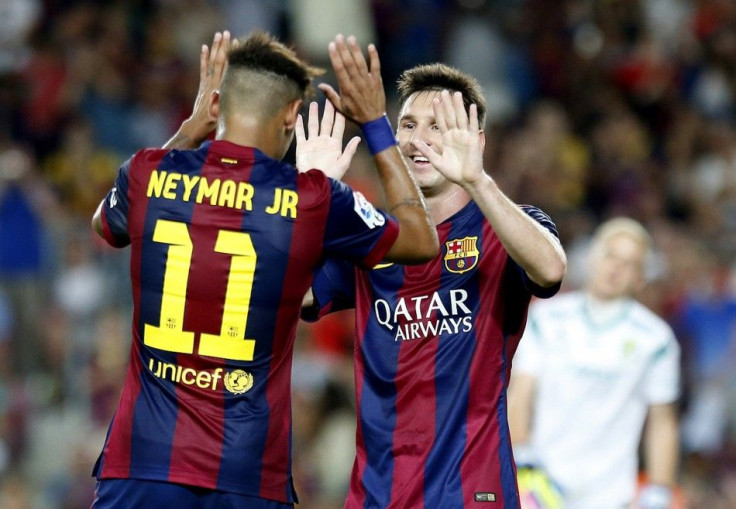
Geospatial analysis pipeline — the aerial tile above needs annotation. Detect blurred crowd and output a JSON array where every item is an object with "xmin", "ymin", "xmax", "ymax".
[{"xmin": 1, "ymin": 0, "xmax": 736, "ymax": 507}]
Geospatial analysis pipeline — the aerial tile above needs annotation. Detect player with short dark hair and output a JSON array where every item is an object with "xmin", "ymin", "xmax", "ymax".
[
  {"xmin": 89, "ymin": 31, "xmax": 438, "ymax": 509},
  {"xmin": 302, "ymin": 64, "xmax": 567, "ymax": 508}
]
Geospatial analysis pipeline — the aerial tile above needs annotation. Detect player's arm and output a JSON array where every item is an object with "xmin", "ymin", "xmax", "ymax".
[
  {"xmin": 413, "ymin": 90, "xmax": 566, "ymax": 287},
  {"xmin": 163, "ymin": 31, "xmax": 231, "ymax": 150},
  {"xmin": 637, "ymin": 402, "xmax": 680, "ymax": 508},
  {"xmin": 320, "ymin": 35, "xmax": 438, "ymax": 264}
]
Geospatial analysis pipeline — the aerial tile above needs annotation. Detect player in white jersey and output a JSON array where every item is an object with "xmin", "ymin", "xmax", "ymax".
[{"xmin": 509, "ymin": 217, "xmax": 681, "ymax": 509}]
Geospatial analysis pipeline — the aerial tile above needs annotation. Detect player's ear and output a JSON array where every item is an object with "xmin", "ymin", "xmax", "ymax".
[
  {"xmin": 478, "ymin": 129, "xmax": 486, "ymax": 150},
  {"xmin": 283, "ymin": 99, "xmax": 303, "ymax": 130},
  {"xmin": 209, "ymin": 90, "xmax": 220, "ymax": 119}
]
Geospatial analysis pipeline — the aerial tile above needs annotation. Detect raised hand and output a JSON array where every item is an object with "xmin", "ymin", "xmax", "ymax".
[
  {"xmin": 318, "ymin": 34, "xmax": 386, "ymax": 125},
  {"xmin": 164, "ymin": 31, "xmax": 231, "ymax": 149},
  {"xmin": 411, "ymin": 90, "xmax": 485, "ymax": 188},
  {"xmin": 295, "ymin": 100, "xmax": 361, "ymax": 180}
]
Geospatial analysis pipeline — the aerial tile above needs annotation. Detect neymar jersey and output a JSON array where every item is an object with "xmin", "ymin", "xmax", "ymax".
[
  {"xmin": 304, "ymin": 201, "xmax": 560, "ymax": 509},
  {"xmin": 93, "ymin": 140, "xmax": 398, "ymax": 503}
]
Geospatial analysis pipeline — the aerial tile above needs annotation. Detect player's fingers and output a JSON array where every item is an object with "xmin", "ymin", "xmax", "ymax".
[
  {"xmin": 206, "ymin": 32, "xmax": 223, "ymax": 80},
  {"xmin": 342, "ymin": 136, "xmax": 361, "ymax": 160},
  {"xmin": 295, "ymin": 113, "xmax": 305, "ymax": 143},
  {"xmin": 321, "ymin": 99, "xmax": 335, "ymax": 136},
  {"xmin": 319, "ymin": 83, "xmax": 344, "ymax": 116},
  {"xmin": 432, "ymin": 97, "xmax": 449, "ymax": 133},
  {"xmin": 452, "ymin": 91, "xmax": 468, "ymax": 130},
  {"xmin": 439, "ymin": 90, "xmax": 457, "ymax": 129},
  {"xmin": 307, "ymin": 101, "xmax": 319, "ymax": 139},
  {"xmin": 199, "ymin": 44, "xmax": 209, "ymax": 88},
  {"xmin": 469, "ymin": 103, "xmax": 479, "ymax": 133},
  {"xmin": 332, "ymin": 108, "xmax": 346, "ymax": 139},
  {"xmin": 411, "ymin": 139, "xmax": 441, "ymax": 167},
  {"xmin": 346, "ymin": 35, "xmax": 369, "ymax": 75},
  {"xmin": 212, "ymin": 31, "xmax": 230, "ymax": 83},
  {"xmin": 367, "ymin": 44, "xmax": 381, "ymax": 80}
]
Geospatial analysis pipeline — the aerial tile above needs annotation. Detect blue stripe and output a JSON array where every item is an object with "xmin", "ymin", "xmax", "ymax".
[{"xmin": 360, "ymin": 267, "xmax": 405, "ymax": 508}]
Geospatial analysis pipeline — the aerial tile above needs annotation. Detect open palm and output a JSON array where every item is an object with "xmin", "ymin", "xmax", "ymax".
[{"xmin": 412, "ymin": 90, "xmax": 484, "ymax": 187}]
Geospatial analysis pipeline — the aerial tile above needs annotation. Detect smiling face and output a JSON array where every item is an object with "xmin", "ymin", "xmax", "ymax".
[{"xmin": 396, "ymin": 90, "xmax": 455, "ymax": 198}]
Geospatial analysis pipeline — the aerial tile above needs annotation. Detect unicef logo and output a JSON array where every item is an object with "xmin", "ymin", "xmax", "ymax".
[{"xmin": 224, "ymin": 370, "xmax": 254, "ymax": 395}]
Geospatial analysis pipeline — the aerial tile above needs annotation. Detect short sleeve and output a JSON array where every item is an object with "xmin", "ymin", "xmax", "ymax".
[
  {"xmin": 642, "ymin": 331, "xmax": 681, "ymax": 404},
  {"xmin": 513, "ymin": 205, "xmax": 562, "ymax": 299},
  {"xmin": 322, "ymin": 179, "xmax": 399, "ymax": 269},
  {"xmin": 99, "ymin": 157, "xmax": 133, "ymax": 248}
]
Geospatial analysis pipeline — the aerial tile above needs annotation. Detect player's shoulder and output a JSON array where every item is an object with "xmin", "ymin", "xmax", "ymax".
[{"xmin": 628, "ymin": 300, "xmax": 677, "ymax": 342}]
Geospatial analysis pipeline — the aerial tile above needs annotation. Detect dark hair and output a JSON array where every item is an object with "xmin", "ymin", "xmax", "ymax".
[
  {"xmin": 227, "ymin": 31, "xmax": 323, "ymax": 98},
  {"xmin": 397, "ymin": 63, "xmax": 487, "ymax": 126}
]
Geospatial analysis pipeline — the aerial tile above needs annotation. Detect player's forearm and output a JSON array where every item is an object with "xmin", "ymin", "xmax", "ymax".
[
  {"xmin": 645, "ymin": 404, "xmax": 680, "ymax": 486},
  {"xmin": 465, "ymin": 174, "xmax": 566, "ymax": 287},
  {"xmin": 162, "ymin": 119, "xmax": 209, "ymax": 150},
  {"xmin": 375, "ymin": 146, "xmax": 438, "ymax": 263}
]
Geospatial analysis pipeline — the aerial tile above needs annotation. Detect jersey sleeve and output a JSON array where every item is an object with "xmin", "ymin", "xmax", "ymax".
[
  {"xmin": 301, "ymin": 258, "xmax": 356, "ymax": 322},
  {"xmin": 322, "ymin": 179, "xmax": 399, "ymax": 269},
  {"xmin": 98, "ymin": 157, "xmax": 133, "ymax": 248},
  {"xmin": 512, "ymin": 205, "xmax": 562, "ymax": 299},
  {"xmin": 642, "ymin": 330, "xmax": 682, "ymax": 404}
]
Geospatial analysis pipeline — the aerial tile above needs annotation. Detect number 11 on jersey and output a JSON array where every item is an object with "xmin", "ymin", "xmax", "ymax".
[{"xmin": 144, "ymin": 219, "xmax": 258, "ymax": 361}]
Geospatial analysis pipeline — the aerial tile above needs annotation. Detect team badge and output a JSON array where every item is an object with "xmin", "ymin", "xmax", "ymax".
[
  {"xmin": 444, "ymin": 236, "xmax": 479, "ymax": 273},
  {"xmin": 224, "ymin": 369, "xmax": 254, "ymax": 395}
]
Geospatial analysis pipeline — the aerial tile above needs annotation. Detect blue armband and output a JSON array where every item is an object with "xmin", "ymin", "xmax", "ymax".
[{"xmin": 360, "ymin": 115, "xmax": 398, "ymax": 155}]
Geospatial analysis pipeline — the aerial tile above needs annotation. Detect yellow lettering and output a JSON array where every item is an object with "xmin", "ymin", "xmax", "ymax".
[
  {"xmin": 163, "ymin": 173, "xmax": 181, "ymax": 200},
  {"xmin": 197, "ymin": 178, "xmax": 220, "ymax": 205},
  {"xmin": 161, "ymin": 362, "xmax": 177, "ymax": 380},
  {"xmin": 211, "ymin": 368, "xmax": 223, "ymax": 390},
  {"xmin": 181, "ymin": 368, "xmax": 196, "ymax": 385},
  {"xmin": 182, "ymin": 175, "xmax": 200, "ymax": 201},
  {"xmin": 196, "ymin": 370, "xmax": 212, "ymax": 388},
  {"xmin": 218, "ymin": 180, "xmax": 237, "ymax": 208},
  {"xmin": 235, "ymin": 182, "xmax": 254, "ymax": 211},
  {"xmin": 280, "ymin": 189, "xmax": 298, "ymax": 218},
  {"xmin": 147, "ymin": 170, "xmax": 167, "ymax": 198},
  {"xmin": 265, "ymin": 188, "xmax": 281, "ymax": 214}
]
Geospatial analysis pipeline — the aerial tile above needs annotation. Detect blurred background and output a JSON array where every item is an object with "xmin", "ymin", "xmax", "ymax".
[{"xmin": 1, "ymin": 0, "xmax": 736, "ymax": 507}]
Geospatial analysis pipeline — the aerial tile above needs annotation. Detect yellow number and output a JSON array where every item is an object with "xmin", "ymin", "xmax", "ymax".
[
  {"xmin": 144, "ymin": 220, "xmax": 258, "ymax": 361},
  {"xmin": 199, "ymin": 231, "xmax": 257, "ymax": 361},
  {"xmin": 144, "ymin": 220, "xmax": 195, "ymax": 354}
]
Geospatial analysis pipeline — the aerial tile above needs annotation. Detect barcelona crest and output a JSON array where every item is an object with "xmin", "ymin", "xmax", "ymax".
[{"xmin": 444, "ymin": 236, "xmax": 479, "ymax": 273}]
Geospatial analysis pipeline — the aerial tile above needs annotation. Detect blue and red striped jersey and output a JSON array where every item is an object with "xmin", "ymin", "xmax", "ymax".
[
  {"xmin": 305, "ymin": 201, "xmax": 560, "ymax": 509},
  {"xmin": 93, "ymin": 140, "xmax": 398, "ymax": 503}
]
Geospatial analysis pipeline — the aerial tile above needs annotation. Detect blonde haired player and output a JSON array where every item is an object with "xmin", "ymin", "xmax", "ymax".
[{"xmin": 509, "ymin": 217, "xmax": 681, "ymax": 509}]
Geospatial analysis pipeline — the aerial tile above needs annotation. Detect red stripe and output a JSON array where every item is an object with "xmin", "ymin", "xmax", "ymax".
[
  {"xmin": 361, "ymin": 218, "xmax": 399, "ymax": 268},
  {"xmin": 460, "ymin": 222, "xmax": 507, "ymax": 505},
  {"xmin": 387, "ymin": 230, "xmax": 446, "ymax": 508},
  {"xmin": 167, "ymin": 149, "xmax": 247, "ymax": 486},
  {"xmin": 259, "ymin": 171, "xmax": 330, "ymax": 500},
  {"xmin": 101, "ymin": 151, "xmax": 160, "ymax": 476}
]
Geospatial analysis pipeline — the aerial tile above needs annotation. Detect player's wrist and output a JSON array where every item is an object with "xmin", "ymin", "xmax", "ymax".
[
  {"xmin": 637, "ymin": 483, "xmax": 673, "ymax": 509},
  {"xmin": 360, "ymin": 115, "xmax": 398, "ymax": 156}
]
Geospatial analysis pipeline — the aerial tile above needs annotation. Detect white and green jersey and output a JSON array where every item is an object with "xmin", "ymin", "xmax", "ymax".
[{"xmin": 514, "ymin": 291, "xmax": 681, "ymax": 509}]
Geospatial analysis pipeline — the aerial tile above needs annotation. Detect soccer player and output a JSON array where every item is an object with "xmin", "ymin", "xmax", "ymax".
[
  {"xmin": 302, "ymin": 64, "xmax": 567, "ymax": 508},
  {"xmin": 89, "ymin": 32, "xmax": 438, "ymax": 509},
  {"xmin": 508, "ymin": 218, "xmax": 681, "ymax": 509}
]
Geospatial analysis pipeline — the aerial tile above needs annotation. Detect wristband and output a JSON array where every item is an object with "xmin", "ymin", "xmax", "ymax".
[{"xmin": 360, "ymin": 115, "xmax": 398, "ymax": 155}]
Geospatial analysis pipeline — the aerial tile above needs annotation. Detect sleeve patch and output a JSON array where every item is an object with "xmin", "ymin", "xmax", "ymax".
[{"xmin": 353, "ymin": 191, "xmax": 385, "ymax": 229}]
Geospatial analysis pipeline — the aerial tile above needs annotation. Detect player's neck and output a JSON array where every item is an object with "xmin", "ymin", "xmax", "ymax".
[
  {"xmin": 426, "ymin": 186, "xmax": 471, "ymax": 223},
  {"xmin": 217, "ymin": 116, "xmax": 285, "ymax": 160}
]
